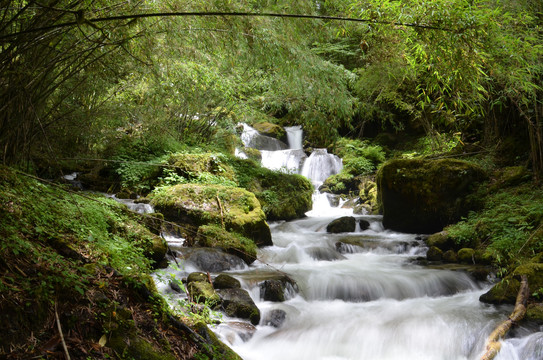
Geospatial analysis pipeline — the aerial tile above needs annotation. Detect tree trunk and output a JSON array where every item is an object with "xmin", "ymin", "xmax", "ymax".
[{"xmin": 479, "ymin": 275, "xmax": 529, "ymax": 360}]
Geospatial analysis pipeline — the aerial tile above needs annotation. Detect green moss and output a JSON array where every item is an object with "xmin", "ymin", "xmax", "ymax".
[
  {"xmin": 197, "ymin": 225, "xmax": 258, "ymax": 264},
  {"xmin": 479, "ymin": 277, "xmax": 520, "ymax": 304},
  {"xmin": 252, "ymin": 122, "xmax": 286, "ymax": 140},
  {"xmin": 167, "ymin": 153, "xmax": 237, "ymax": 183},
  {"xmin": 230, "ymin": 158, "xmax": 313, "ymax": 221},
  {"xmin": 377, "ymin": 158, "xmax": 486, "ymax": 233},
  {"xmin": 457, "ymin": 248, "xmax": 475, "ymax": 264},
  {"xmin": 150, "ymin": 183, "xmax": 272, "ymax": 246}
]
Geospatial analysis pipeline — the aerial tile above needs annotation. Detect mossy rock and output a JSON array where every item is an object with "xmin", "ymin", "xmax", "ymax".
[
  {"xmin": 377, "ymin": 158, "xmax": 486, "ymax": 233},
  {"xmin": 150, "ymin": 183, "xmax": 272, "ymax": 247},
  {"xmin": 187, "ymin": 272, "xmax": 220, "ymax": 307},
  {"xmin": 490, "ymin": 166, "xmax": 530, "ymax": 190},
  {"xmin": 457, "ymin": 248, "xmax": 475, "ymax": 264},
  {"xmin": 513, "ymin": 262, "xmax": 543, "ymax": 292},
  {"xmin": 526, "ymin": 304, "xmax": 543, "ymax": 323},
  {"xmin": 426, "ymin": 231, "xmax": 455, "ymax": 251},
  {"xmin": 442, "ymin": 250, "xmax": 458, "ymax": 263},
  {"xmin": 217, "ymin": 288, "xmax": 261, "ymax": 325},
  {"xmin": 166, "ymin": 153, "xmax": 237, "ymax": 182},
  {"xmin": 193, "ymin": 322, "xmax": 243, "ymax": 360},
  {"xmin": 479, "ymin": 277, "xmax": 521, "ymax": 304},
  {"xmin": 326, "ymin": 216, "xmax": 356, "ymax": 233},
  {"xmin": 426, "ymin": 246, "xmax": 443, "ymax": 261},
  {"xmin": 231, "ymin": 159, "xmax": 313, "ymax": 221},
  {"xmin": 252, "ymin": 122, "xmax": 286, "ymax": 141},
  {"xmin": 214, "ymin": 274, "xmax": 241, "ymax": 289},
  {"xmin": 196, "ymin": 225, "xmax": 258, "ymax": 264}
]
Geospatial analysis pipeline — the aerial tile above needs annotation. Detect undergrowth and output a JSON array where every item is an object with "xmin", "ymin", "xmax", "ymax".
[{"xmin": 446, "ymin": 182, "xmax": 543, "ymax": 268}]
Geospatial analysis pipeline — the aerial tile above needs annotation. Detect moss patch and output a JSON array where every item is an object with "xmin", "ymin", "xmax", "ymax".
[
  {"xmin": 377, "ymin": 158, "xmax": 486, "ymax": 233},
  {"xmin": 150, "ymin": 183, "xmax": 272, "ymax": 247},
  {"xmin": 196, "ymin": 225, "xmax": 258, "ymax": 264}
]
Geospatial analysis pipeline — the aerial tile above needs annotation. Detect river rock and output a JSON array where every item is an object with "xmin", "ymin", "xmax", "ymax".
[
  {"xmin": 196, "ymin": 225, "xmax": 257, "ymax": 265},
  {"xmin": 442, "ymin": 250, "xmax": 458, "ymax": 263},
  {"xmin": 217, "ymin": 288, "xmax": 261, "ymax": 325},
  {"xmin": 252, "ymin": 122, "xmax": 287, "ymax": 141},
  {"xmin": 426, "ymin": 246, "xmax": 443, "ymax": 261},
  {"xmin": 326, "ymin": 216, "xmax": 356, "ymax": 233},
  {"xmin": 426, "ymin": 231, "xmax": 455, "ymax": 251},
  {"xmin": 213, "ymin": 274, "xmax": 241, "ymax": 289},
  {"xmin": 150, "ymin": 183, "xmax": 272, "ymax": 247},
  {"xmin": 260, "ymin": 280, "xmax": 286, "ymax": 302},
  {"xmin": 377, "ymin": 159, "xmax": 486, "ymax": 233},
  {"xmin": 187, "ymin": 272, "xmax": 220, "ymax": 307},
  {"xmin": 180, "ymin": 248, "xmax": 246, "ymax": 272},
  {"xmin": 359, "ymin": 219, "xmax": 370, "ymax": 231},
  {"xmin": 262, "ymin": 309, "xmax": 287, "ymax": 328},
  {"xmin": 457, "ymin": 248, "xmax": 475, "ymax": 264}
]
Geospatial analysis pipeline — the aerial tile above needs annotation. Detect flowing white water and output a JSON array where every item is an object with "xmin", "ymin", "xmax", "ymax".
[
  {"xmin": 220, "ymin": 213, "xmax": 530, "ymax": 360},
  {"xmin": 285, "ymin": 126, "xmax": 303, "ymax": 150}
]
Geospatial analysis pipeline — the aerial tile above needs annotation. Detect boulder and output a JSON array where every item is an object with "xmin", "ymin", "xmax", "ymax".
[
  {"xmin": 259, "ymin": 280, "xmax": 286, "ymax": 302},
  {"xmin": 196, "ymin": 225, "xmax": 258, "ymax": 265},
  {"xmin": 217, "ymin": 288, "xmax": 261, "ymax": 325},
  {"xmin": 426, "ymin": 231, "xmax": 455, "ymax": 251},
  {"xmin": 187, "ymin": 272, "xmax": 220, "ymax": 307},
  {"xmin": 377, "ymin": 159, "xmax": 486, "ymax": 233},
  {"xmin": 442, "ymin": 250, "xmax": 458, "ymax": 263},
  {"xmin": 479, "ymin": 277, "xmax": 520, "ymax": 304},
  {"xmin": 150, "ymin": 184, "xmax": 272, "ymax": 247},
  {"xmin": 180, "ymin": 248, "xmax": 246, "ymax": 272},
  {"xmin": 326, "ymin": 216, "xmax": 356, "ymax": 233},
  {"xmin": 457, "ymin": 248, "xmax": 475, "ymax": 264},
  {"xmin": 252, "ymin": 122, "xmax": 286, "ymax": 141},
  {"xmin": 213, "ymin": 274, "xmax": 241, "ymax": 290},
  {"xmin": 426, "ymin": 246, "xmax": 443, "ymax": 261},
  {"xmin": 359, "ymin": 219, "xmax": 370, "ymax": 231},
  {"xmin": 262, "ymin": 309, "xmax": 287, "ymax": 328}
]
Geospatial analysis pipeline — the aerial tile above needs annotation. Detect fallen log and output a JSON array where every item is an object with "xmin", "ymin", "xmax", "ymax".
[{"xmin": 480, "ymin": 275, "xmax": 529, "ymax": 360}]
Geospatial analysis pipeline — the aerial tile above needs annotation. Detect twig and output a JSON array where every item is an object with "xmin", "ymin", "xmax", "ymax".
[{"xmin": 54, "ymin": 302, "xmax": 71, "ymax": 360}]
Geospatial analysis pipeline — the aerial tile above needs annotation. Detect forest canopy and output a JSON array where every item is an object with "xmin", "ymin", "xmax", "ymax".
[{"xmin": 0, "ymin": 0, "xmax": 541, "ymax": 178}]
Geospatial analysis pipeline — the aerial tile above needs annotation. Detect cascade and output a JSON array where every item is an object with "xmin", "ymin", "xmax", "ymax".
[
  {"xmin": 285, "ymin": 126, "xmax": 303, "ymax": 149},
  {"xmin": 148, "ymin": 124, "xmax": 537, "ymax": 360},
  {"xmin": 300, "ymin": 148, "xmax": 342, "ymax": 187},
  {"xmin": 260, "ymin": 149, "xmax": 306, "ymax": 173},
  {"xmin": 239, "ymin": 123, "xmax": 289, "ymax": 151}
]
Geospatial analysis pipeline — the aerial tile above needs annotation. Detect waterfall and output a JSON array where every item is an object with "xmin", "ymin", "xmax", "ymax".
[
  {"xmin": 239, "ymin": 123, "xmax": 288, "ymax": 151},
  {"xmin": 260, "ymin": 149, "xmax": 307, "ymax": 173},
  {"xmin": 301, "ymin": 148, "xmax": 342, "ymax": 187},
  {"xmin": 285, "ymin": 126, "xmax": 303, "ymax": 150}
]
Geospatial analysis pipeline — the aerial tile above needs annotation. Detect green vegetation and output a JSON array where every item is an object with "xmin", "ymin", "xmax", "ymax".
[
  {"xmin": 0, "ymin": 166, "xmax": 208, "ymax": 358},
  {"xmin": 446, "ymin": 180, "xmax": 543, "ymax": 267}
]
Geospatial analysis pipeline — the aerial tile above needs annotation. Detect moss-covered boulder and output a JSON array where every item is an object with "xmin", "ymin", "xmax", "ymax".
[
  {"xmin": 442, "ymin": 250, "xmax": 458, "ymax": 263},
  {"xmin": 196, "ymin": 225, "xmax": 258, "ymax": 264},
  {"xmin": 187, "ymin": 272, "xmax": 220, "ymax": 306},
  {"xmin": 479, "ymin": 277, "xmax": 521, "ymax": 304},
  {"xmin": 480, "ymin": 262, "xmax": 543, "ymax": 304},
  {"xmin": 252, "ymin": 122, "xmax": 286, "ymax": 141},
  {"xmin": 217, "ymin": 288, "xmax": 261, "ymax": 325},
  {"xmin": 259, "ymin": 280, "xmax": 286, "ymax": 302},
  {"xmin": 150, "ymin": 184, "xmax": 272, "ymax": 247},
  {"xmin": 231, "ymin": 159, "xmax": 313, "ymax": 221},
  {"xmin": 457, "ymin": 248, "xmax": 475, "ymax": 264},
  {"xmin": 426, "ymin": 231, "xmax": 456, "ymax": 251},
  {"xmin": 166, "ymin": 153, "xmax": 237, "ymax": 182},
  {"xmin": 377, "ymin": 159, "xmax": 486, "ymax": 233},
  {"xmin": 426, "ymin": 246, "xmax": 443, "ymax": 261},
  {"xmin": 214, "ymin": 274, "xmax": 241, "ymax": 289},
  {"xmin": 326, "ymin": 216, "xmax": 356, "ymax": 233}
]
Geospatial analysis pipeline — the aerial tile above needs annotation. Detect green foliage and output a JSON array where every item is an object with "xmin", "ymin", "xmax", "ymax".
[{"xmin": 446, "ymin": 183, "xmax": 543, "ymax": 265}]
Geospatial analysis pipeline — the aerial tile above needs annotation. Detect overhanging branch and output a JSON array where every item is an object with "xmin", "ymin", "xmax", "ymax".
[{"xmin": 0, "ymin": 11, "xmax": 452, "ymax": 42}]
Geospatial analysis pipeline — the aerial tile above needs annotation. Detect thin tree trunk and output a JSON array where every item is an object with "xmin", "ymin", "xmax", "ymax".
[{"xmin": 479, "ymin": 275, "xmax": 529, "ymax": 360}]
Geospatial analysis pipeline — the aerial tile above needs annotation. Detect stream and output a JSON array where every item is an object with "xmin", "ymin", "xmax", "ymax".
[{"xmin": 146, "ymin": 124, "xmax": 543, "ymax": 359}]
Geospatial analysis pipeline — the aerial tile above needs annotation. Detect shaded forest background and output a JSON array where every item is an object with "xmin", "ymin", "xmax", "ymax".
[{"xmin": 0, "ymin": 0, "xmax": 541, "ymax": 178}]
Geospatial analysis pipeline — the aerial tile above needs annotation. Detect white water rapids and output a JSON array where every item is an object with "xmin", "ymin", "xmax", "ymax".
[{"xmin": 148, "ymin": 124, "xmax": 543, "ymax": 359}]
